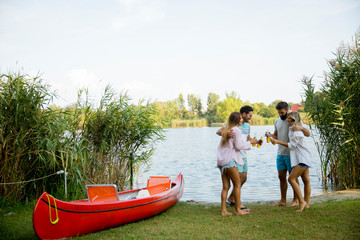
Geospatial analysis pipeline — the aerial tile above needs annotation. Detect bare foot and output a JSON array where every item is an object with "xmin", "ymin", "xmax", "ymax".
[
  {"xmin": 287, "ymin": 201, "xmax": 298, "ymax": 207},
  {"xmin": 272, "ymin": 201, "xmax": 287, "ymax": 207},
  {"xmin": 221, "ymin": 211, "xmax": 233, "ymax": 216},
  {"xmin": 296, "ymin": 202, "xmax": 306, "ymax": 213},
  {"xmin": 305, "ymin": 203, "xmax": 310, "ymax": 209},
  {"xmin": 234, "ymin": 210, "xmax": 250, "ymax": 215},
  {"xmin": 241, "ymin": 206, "xmax": 251, "ymax": 212},
  {"xmin": 227, "ymin": 197, "xmax": 235, "ymax": 204}
]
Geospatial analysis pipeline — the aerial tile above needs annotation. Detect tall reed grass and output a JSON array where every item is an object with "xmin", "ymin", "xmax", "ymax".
[
  {"xmin": 249, "ymin": 114, "xmax": 276, "ymax": 126},
  {"xmin": 0, "ymin": 73, "xmax": 62, "ymax": 201},
  {"xmin": 302, "ymin": 34, "xmax": 360, "ymax": 189},
  {"xmin": 0, "ymin": 73, "xmax": 164, "ymax": 202},
  {"xmin": 170, "ymin": 119, "xmax": 208, "ymax": 128}
]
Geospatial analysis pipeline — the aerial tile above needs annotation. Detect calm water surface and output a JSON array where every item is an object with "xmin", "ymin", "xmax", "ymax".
[{"xmin": 137, "ymin": 126, "xmax": 323, "ymax": 203}]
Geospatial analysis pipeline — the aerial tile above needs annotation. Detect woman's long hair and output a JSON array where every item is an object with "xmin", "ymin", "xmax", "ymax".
[
  {"xmin": 288, "ymin": 112, "xmax": 302, "ymax": 126},
  {"xmin": 221, "ymin": 112, "xmax": 241, "ymax": 146}
]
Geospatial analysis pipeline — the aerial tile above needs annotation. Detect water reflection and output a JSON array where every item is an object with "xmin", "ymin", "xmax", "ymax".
[{"xmin": 137, "ymin": 126, "xmax": 323, "ymax": 203}]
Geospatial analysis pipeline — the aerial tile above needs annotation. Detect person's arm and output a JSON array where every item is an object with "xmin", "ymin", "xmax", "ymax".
[
  {"xmin": 272, "ymin": 132, "xmax": 302, "ymax": 149},
  {"xmin": 270, "ymin": 130, "xmax": 278, "ymax": 139},
  {"xmin": 234, "ymin": 129, "xmax": 257, "ymax": 150},
  {"xmin": 216, "ymin": 127, "xmax": 235, "ymax": 138},
  {"xmin": 216, "ymin": 127, "xmax": 224, "ymax": 136},
  {"xmin": 271, "ymin": 138, "xmax": 288, "ymax": 147},
  {"xmin": 291, "ymin": 125, "xmax": 310, "ymax": 137}
]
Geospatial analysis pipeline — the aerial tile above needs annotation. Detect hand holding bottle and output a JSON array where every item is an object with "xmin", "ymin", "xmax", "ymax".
[
  {"xmin": 250, "ymin": 138, "xmax": 258, "ymax": 145},
  {"xmin": 257, "ymin": 137, "xmax": 263, "ymax": 148}
]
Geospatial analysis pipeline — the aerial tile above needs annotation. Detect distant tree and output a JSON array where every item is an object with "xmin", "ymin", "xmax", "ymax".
[
  {"xmin": 205, "ymin": 92, "xmax": 220, "ymax": 123},
  {"xmin": 175, "ymin": 93, "xmax": 186, "ymax": 118},
  {"xmin": 217, "ymin": 91, "xmax": 243, "ymax": 122},
  {"xmin": 259, "ymin": 106, "xmax": 274, "ymax": 118},
  {"xmin": 152, "ymin": 100, "xmax": 180, "ymax": 127},
  {"xmin": 187, "ymin": 94, "xmax": 203, "ymax": 117},
  {"xmin": 268, "ymin": 100, "xmax": 284, "ymax": 110}
]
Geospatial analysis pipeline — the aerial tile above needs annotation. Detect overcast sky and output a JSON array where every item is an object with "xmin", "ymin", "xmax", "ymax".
[{"xmin": 1, "ymin": 0, "xmax": 359, "ymax": 107}]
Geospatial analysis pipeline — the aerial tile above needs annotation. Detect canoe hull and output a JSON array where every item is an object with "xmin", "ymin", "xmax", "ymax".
[{"xmin": 33, "ymin": 173, "xmax": 184, "ymax": 239}]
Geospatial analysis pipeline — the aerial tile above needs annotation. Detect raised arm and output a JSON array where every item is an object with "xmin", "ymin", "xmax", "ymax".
[
  {"xmin": 291, "ymin": 125, "xmax": 310, "ymax": 137},
  {"xmin": 216, "ymin": 127, "xmax": 224, "ymax": 136},
  {"xmin": 217, "ymin": 127, "xmax": 236, "ymax": 138}
]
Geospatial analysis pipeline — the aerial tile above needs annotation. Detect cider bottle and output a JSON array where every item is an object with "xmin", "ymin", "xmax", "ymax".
[{"xmin": 257, "ymin": 137, "xmax": 263, "ymax": 148}]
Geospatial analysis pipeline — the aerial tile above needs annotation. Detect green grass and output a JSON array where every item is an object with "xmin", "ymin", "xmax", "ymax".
[{"xmin": 1, "ymin": 200, "xmax": 359, "ymax": 240}]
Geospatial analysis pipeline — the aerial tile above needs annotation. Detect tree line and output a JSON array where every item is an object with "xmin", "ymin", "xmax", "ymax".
[{"xmin": 150, "ymin": 91, "xmax": 303, "ymax": 127}]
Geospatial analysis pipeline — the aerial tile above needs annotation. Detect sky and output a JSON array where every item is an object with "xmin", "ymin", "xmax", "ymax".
[{"xmin": 1, "ymin": 0, "xmax": 360, "ymax": 108}]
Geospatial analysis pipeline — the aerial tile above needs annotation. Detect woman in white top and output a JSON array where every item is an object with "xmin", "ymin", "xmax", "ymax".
[
  {"xmin": 217, "ymin": 112, "xmax": 257, "ymax": 216},
  {"xmin": 271, "ymin": 112, "xmax": 311, "ymax": 212}
]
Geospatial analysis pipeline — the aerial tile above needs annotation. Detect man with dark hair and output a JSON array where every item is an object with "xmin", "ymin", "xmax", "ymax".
[
  {"xmin": 267, "ymin": 101, "xmax": 310, "ymax": 207},
  {"xmin": 216, "ymin": 105, "xmax": 261, "ymax": 211}
]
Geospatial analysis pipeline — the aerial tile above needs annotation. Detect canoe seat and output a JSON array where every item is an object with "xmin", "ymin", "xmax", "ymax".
[
  {"xmin": 147, "ymin": 176, "xmax": 171, "ymax": 196},
  {"xmin": 136, "ymin": 189, "xmax": 150, "ymax": 199},
  {"xmin": 86, "ymin": 184, "xmax": 119, "ymax": 202}
]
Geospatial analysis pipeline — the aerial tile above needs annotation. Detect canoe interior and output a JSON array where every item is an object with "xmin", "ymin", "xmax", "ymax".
[{"xmin": 70, "ymin": 182, "xmax": 177, "ymax": 204}]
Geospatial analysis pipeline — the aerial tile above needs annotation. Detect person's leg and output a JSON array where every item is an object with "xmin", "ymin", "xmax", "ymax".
[
  {"xmin": 238, "ymin": 172, "xmax": 250, "ymax": 211},
  {"xmin": 240, "ymin": 172, "xmax": 247, "ymax": 186},
  {"xmin": 226, "ymin": 167, "xmax": 249, "ymax": 215},
  {"xmin": 301, "ymin": 167, "xmax": 311, "ymax": 208},
  {"xmin": 228, "ymin": 159, "xmax": 247, "ymax": 204},
  {"xmin": 288, "ymin": 165, "xmax": 307, "ymax": 212},
  {"xmin": 285, "ymin": 157, "xmax": 299, "ymax": 207},
  {"xmin": 288, "ymin": 177, "xmax": 300, "ymax": 207},
  {"xmin": 227, "ymin": 174, "xmax": 244, "ymax": 204},
  {"xmin": 220, "ymin": 170, "xmax": 232, "ymax": 216},
  {"xmin": 273, "ymin": 170, "xmax": 288, "ymax": 206}
]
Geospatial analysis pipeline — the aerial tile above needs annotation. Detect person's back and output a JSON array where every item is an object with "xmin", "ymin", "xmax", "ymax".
[{"xmin": 217, "ymin": 127, "xmax": 249, "ymax": 167}]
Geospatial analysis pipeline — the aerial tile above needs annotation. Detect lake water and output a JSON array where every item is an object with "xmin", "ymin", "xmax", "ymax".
[{"xmin": 136, "ymin": 125, "xmax": 324, "ymax": 203}]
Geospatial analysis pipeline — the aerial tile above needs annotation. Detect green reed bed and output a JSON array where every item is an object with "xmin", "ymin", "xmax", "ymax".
[
  {"xmin": 302, "ymin": 34, "xmax": 360, "ymax": 189},
  {"xmin": 0, "ymin": 73, "xmax": 164, "ymax": 202},
  {"xmin": 171, "ymin": 118, "xmax": 208, "ymax": 128},
  {"xmin": 249, "ymin": 114, "xmax": 277, "ymax": 126},
  {"xmin": 1, "ymin": 199, "xmax": 359, "ymax": 240}
]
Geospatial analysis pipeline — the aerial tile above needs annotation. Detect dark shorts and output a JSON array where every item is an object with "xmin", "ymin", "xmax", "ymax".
[
  {"xmin": 276, "ymin": 155, "xmax": 292, "ymax": 172},
  {"xmin": 298, "ymin": 163, "xmax": 310, "ymax": 168}
]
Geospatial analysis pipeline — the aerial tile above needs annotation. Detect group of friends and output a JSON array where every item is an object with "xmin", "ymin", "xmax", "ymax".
[{"xmin": 216, "ymin": 102, "xmax": 312, "ymax": 216}]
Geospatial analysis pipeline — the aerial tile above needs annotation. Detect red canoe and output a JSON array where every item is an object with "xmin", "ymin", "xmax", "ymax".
[{"xmin": 33, "ymin": 173, "xmax": 184, "ymax": 239}]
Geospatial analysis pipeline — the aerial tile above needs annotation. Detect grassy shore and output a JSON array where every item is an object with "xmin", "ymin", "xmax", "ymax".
[{"xmin": 1, "ymin": 198, "xmax": 359, "ymax": 240}]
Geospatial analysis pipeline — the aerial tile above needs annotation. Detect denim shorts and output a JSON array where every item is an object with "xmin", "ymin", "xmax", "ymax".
[
  {"xmin": 298, "ymin": 163, "xmax": 310, "ymax": 168},
  {"xmin": 276, "ymin": 155, "xmax": 292, "ymax": 172},
  {"xmin": 218, "ymin": 159, "xmax": 238, "ymax": 172}
]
